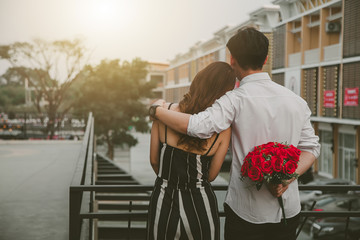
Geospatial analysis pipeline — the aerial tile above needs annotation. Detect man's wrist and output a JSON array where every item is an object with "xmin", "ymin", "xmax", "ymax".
[{"xmin": 149, "ymin": 104, "xmax": 160, "ymax": 120}]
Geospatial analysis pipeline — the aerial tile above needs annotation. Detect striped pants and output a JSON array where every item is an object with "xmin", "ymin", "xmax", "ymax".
[{"xmin": 147, "ymin": 179, "xmax": 220, "ymax": 240}]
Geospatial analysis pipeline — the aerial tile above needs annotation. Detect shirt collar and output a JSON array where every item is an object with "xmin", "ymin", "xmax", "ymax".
[{"xmin": 239, "ymin": 72, "xmax": 271, "ymax": 87}]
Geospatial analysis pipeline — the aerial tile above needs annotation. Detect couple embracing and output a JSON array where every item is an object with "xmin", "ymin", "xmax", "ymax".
[{"xmin": 147, "ymin": 27, "xmax": 320, "ymax": 240}]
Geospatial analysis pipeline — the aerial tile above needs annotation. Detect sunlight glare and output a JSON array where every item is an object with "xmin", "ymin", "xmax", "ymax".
[
  {"xmin": 90, "ymin": 0, "xmax": 115, "ymax": 22},
  {"xmin": 77, "ymin": 0, "xmax": 136, "ymax": 33}
]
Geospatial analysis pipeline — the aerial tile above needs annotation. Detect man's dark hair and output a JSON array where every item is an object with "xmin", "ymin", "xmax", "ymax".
[{"xmin": 226, "ymin": 27, "xmax": 269, "ymax": 70}]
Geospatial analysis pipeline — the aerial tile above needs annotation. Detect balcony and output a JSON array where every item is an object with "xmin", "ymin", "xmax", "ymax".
[
  {"xmin": 179, "ymin": 77, "xmax": 189, "ymax": 84},
  {"xmin": 324, "ymin": 44, "xmax": 341, "ymax": 62},
  {"xmin": 289, "ymin": 52, "xmax": 302, "ymax": 67},
  {"xmin": 304, "ymin": 48, "xmax": 320, "ymax": 65}
]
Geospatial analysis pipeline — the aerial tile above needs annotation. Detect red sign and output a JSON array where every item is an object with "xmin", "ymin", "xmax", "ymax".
[
  {"xmin": 323, "ymin": 90, "xmax": 335, "ymax": 108},
  {"xmin": 344, "ymin": 87, "xmax": 359, "ymax": 106}
]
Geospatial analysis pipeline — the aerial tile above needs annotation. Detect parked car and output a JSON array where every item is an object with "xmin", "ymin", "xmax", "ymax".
[
  {"xmin": 311, "ymin": 216, "xmax": 360, "ymax": 240},
  {"xmin": 305, "ymin": 194, "xmax": 360, "ymax": 239},
  {"xmin": 299, "ymin": 178, "xmax": 356, "ymax": 209}
]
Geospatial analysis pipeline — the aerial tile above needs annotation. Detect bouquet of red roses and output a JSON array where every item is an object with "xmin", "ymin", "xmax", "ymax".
[{"xmin": 240, "ymin": 142, "xmax": 301, "ymax": 224}]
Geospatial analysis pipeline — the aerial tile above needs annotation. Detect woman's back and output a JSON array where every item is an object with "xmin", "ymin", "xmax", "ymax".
[{"xmin": 157, "ymin": 103, "xmax": 230, "ymax": 184}]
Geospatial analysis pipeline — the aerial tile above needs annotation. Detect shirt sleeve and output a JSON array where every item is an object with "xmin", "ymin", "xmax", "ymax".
[
  {"xmin": 187, "ymin": 92, "xmax": 235, "ymax": 139},
  {"xmin": 297, "ymin": 107, "xmax": 321, "ymax": 158}
]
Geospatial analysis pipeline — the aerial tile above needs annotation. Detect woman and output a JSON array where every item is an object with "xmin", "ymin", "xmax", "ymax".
[{"xmin": 147, "ymin": 62, "xmax": 236, "ymax": 240}]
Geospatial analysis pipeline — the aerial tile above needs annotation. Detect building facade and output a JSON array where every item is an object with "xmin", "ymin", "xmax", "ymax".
[
  {"xmin": 163, "ymin": 0, "xmax": 360, "ymax": 184},
  {"xmin": 146, "ymin": 62, "xmax": 169, "ymax": 103},
  {"xmin": 272, "ymin": 0, "xmax": 360, "ymax": 183},
  {"xmin": 164, "ymin": 6, "xmax": 280, "ymax": 103}
]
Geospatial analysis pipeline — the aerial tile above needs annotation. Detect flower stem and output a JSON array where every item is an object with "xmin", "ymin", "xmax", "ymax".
[{"xmin": 277, "ymin": 196, "xmax": 287, "ymax": 225}]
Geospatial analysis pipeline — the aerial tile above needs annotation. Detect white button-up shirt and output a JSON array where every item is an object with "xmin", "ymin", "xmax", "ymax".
[{"xmin": 187, "ymin": 72, "xmax": 320, "ymax": 223}]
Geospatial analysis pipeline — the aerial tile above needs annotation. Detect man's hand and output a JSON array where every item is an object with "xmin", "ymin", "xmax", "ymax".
[
  {"xmin": 152, "ymin": 99, "xmax": 166, "ymax": 107},
  {"xmin": 149, "ymin": 99, "xmax": 166, "ymax": 121},
  {"xmin": 266, "ymin": 181, "xmax": 291, "ymax": 198},
  {"xmin": 148, "ymin": 99, "xmax": 190, "ymax": 134}
]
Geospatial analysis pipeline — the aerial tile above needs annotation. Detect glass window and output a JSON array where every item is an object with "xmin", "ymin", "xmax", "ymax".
[
  {"xmin": 338, "ymin": 133, "xmax": 356, "ymax": 182},
  {"xmin": 150, "ymin": 75, "xmax": 163, "ymax": 87},
  {"xmin": 319, "ymin": 130, "xmax": 333, "ymax": 176}
]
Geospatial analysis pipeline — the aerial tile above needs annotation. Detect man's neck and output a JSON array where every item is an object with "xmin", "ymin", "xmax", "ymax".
[{"xmin": 238, "ymin": 68, "xmax": 263, "ymax": 81}]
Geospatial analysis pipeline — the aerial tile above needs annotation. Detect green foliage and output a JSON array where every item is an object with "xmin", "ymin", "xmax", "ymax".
[
  {"xmin": 75, "ymin": 58, "xmax": 156, "ymax": 148},
  {"xmin": 0, "ymin": 85, "xmax": 25, "ymax": 111}
]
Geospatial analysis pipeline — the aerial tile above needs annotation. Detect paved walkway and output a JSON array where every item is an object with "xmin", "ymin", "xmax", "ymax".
[{"xmin": 0, "ymin": 140, "xmax": 82, "ymax": 240}]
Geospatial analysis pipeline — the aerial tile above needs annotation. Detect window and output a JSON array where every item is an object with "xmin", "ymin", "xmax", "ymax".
[
  {"xmin": 150, "ymin": 75, "xmax": 163, "ymax": 87},
  {"xmin": 272, "ymin": 25, "xmax": 286, "ymax": 69},
  {"xmin": 303, "ymin": 68, "xmax": 318, "ymax": 116},
  {"xmin": 318, "ymin": 128, "xmax": 333, "ymax": 177},
  {"xmin": 338, "ymin": 128, "xmax": 356, "ymax": 182},
  {"xmin": 272, "ymin": 73, "xmax": 285, "ymax": 86}
]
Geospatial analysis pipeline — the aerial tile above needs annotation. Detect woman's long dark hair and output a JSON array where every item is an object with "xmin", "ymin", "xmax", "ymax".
[{"xmin": 177, "ymin": 61, "xmax": 236, "ymax": 152}]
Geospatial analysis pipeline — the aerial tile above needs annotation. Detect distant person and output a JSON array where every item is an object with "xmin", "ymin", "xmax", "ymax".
[
  {"xmin": 146, "ymin": 62, "xmax": 236, "ymax": 240},
  {"xmin": 150, "ymin": 27, "xmax": 320, "ymax": 240}
]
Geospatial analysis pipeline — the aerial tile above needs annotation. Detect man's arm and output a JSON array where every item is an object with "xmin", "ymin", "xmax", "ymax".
[
  {"xmin": 155, "ymin": 106, "xmax": 190, "ymax": 134},
  {"xmin": 268, "ymin": 109, "xmax": 320, "ymax": 198},
  {"xmin": 295, "ymin": 151, "xmax": 316, "ymax": 176},
  {"xmin": 152, "ymin": 92, "xmax": 235, "ymax": 139}
]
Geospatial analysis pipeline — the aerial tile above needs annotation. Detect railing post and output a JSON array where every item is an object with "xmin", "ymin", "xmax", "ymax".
[{"xmin": 70, "ymin": 188, "xmax": 82, "ymax": 240}]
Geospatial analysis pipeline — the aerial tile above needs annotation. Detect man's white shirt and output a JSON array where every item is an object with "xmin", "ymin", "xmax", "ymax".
[{"xmin": 187, "ymin": 72, "xmax": 321, "ymax": 223}]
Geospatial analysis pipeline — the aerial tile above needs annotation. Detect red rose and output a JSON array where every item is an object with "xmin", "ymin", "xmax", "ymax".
[
  {"xmin": 261, "ymin": 160, "xmax": 273, "ymax": 175},
  {"xmin": 271, "ymin": 155, "xmax": 283, "ymax": 172},
  {"xmin": 283, "ymin": 160, "xmax": 298, "ymax": 174},
  {"xmin": 274, "ymin": 147, "xmax": 288, "ymax": 159},
  {"xmin": 248, "ymin": 166, "xmax": 263, "ymax": 181},
  {"xmin": 251, "ymin": 154, "xmax": 265, "ymax": 167},
  {"xmin": 241, "ymin": 160, "xmax": 249, "ymax": 177},
  {"xmin": 261, "ymin": 147, "xmax": 273, "ymax": 156},
  {"xmin": 287, "ymin": 146, "xmax": 301, "ymax": 161},
  {"xmin": 245, "ymin": 152, "xmax": 255, "ymax": 161},
  {"xmin": 264, "ymin": 142, "xmax": 275, "ymax": 148}
]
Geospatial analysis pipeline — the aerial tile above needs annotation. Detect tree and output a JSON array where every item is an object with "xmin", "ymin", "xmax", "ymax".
[
  {"xmin": 0, "ymin": 85, "xmax": 25, "ymax": 111},
  {"xmin": 75, "ymin": 58, "xmax": 156, "ymax": 159},
  {"xmin": 0, "ymin": 69, "xmax": 25, "ymax": 111},
  {"xmin": 0, "ymin": 39, "xmax": 88, "ymax": 138}
]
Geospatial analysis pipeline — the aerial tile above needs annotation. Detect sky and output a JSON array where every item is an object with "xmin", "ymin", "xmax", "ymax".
[{"xmin": 0, "ymin": 0, "xmax": 274, "ymax": 70}]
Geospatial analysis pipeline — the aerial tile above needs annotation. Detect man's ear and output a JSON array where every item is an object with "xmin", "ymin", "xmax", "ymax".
[{"xmin": 263, "ymin": 56, "xmax": 268, "ymax": 66}]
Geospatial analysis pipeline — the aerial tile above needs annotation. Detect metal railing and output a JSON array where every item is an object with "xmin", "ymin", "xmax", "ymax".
[
  {"xmin": 69, "ymin": 112, "xmax": 94, "ymax": 240},
  {"xmin": 70, "ymin": 184, "xmax": 360, "ymax": 239},
  {"xmin": 69, "ymin": 113, "xmax": 360, "ymax": 239}
]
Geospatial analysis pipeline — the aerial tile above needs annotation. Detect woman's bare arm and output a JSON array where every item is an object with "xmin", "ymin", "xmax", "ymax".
[
  {"xmin": 208, "ymin": 128, "xmax": 231, "ymax": 182},
  {"xmin": 149, "ymin": 121, "xmax": 160, "ymax": 174}
]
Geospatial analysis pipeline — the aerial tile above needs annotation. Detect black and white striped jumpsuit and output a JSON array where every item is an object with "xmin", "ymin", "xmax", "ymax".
[{"xmin": 147, "ymin": 117, "xmax": 220, "ymax": 240}]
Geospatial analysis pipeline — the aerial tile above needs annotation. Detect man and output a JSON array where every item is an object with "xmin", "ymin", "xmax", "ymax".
[{"xmin": 149, "ymin": 27, "xmax": 320, "ymax": 240}]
